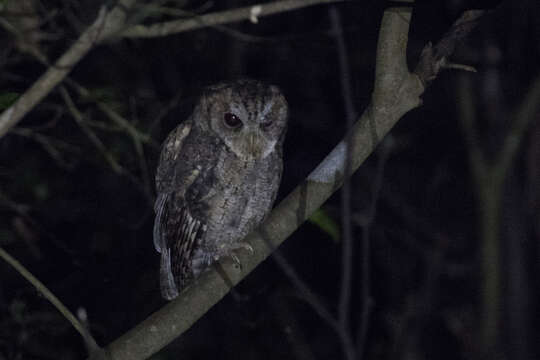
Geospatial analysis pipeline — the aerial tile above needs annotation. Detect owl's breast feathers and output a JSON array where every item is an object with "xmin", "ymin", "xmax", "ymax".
[{"xmin": 155, "ymin": 147, "xmax": 279, "ymax": 299}]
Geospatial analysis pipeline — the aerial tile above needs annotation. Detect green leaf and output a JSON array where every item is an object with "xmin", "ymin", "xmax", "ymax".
[
  {"xmin": 0, "ymin": 92, "xmax": 19, "ymax": 111},
  {"xmin": 308, "ymin": 208, "xmax": 340, "ymax": 242},
  {"xmin": 33, "ymin": 183, "xmax": 49, "ymax": 201}
]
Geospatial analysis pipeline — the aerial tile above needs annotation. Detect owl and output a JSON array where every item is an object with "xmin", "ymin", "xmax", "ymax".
[{"xmin": 153, "ymin": 79, "xmax": 288, "ymax": 300}]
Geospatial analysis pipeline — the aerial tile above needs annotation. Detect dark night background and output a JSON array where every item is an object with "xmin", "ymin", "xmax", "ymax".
[{"xmin": 1, "ymin": 0, "xmax": 539, "ymax": 359}]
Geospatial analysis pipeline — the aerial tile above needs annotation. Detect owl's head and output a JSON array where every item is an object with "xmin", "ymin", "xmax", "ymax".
[{"xmin": 195, "ymin": 79, "xmax": 288, "ymax": 161}]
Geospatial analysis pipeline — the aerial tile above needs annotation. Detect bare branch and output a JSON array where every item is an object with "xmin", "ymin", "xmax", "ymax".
[
  {"xmin": 121, "ymin": 0, "xmax": 345, "ymax": 38},
  {"xmin": 0, "ymin": 0, "xmax": 137, "ymax": 138},
  {"xmin": 414, "ymin": 10, "xmax": 485, "ymax": 86},
  {"xmin": 0, "ymin": 0, "xmax": 346, "ymax": 139},
  {"xmin": 328, "ymin": 7, "xmax": 355, "ymax": 358},
  {"xmin": 271, "ymin": 249, "xmax": 340, "ymax": 334},
  {"xmin": 457, "ymin": 69, "xmax": 540, "ymax": 352},
  {"xmin": 64, "ymin": 79, "xmax": 158, "ymax": 149},
  {"xmin": 0, "ymin": 246, "xmax": 100, "ymax": 357},
  {"xmin": 11, "ymin": 127, "xmax": 78, "ymax": 169},
  {"xmin": 355, "ymin": 137, "xmax": 392, "ymax": 355},
  {"xmin": 60, "ymin": 87, "xmax": 125, "ymax": 174},
  {"xmin": 498, "ymin": 74, "xmax": 540, "ymax": 176}
]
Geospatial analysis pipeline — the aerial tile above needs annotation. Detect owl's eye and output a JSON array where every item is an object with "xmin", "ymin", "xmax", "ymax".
[{"xmin": 223, "ymin": 113, "xmax": 242, "ymax": 128}]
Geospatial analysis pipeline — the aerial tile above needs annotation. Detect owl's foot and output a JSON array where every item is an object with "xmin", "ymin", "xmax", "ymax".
[
  {"xmin": 232, "ymin": 242, "xmax": 254, "ymax": 254},
  {"xmin": 231, "ymin": 254, "xmax": 242, "ymax": 268},
  {"xmin": 217, "ymin": 242, "xmax": 254, "ymax": 270}
]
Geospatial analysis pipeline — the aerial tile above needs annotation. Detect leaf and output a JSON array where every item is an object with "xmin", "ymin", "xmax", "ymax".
[
  {"xmin": 0, "ymin": 92, "xmax": 19, "ymax": 111},
  {"xmin": 308, "ymin": 208, "xmax": 340, "ymax": 242},
  {"xmin": 33, "ymin": 183, "xmax": 49, "ymax": 201}
]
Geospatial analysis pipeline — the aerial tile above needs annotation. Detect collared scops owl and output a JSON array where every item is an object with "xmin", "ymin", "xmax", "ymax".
[{"xmin": 153, "ymin": 79, "xmax": 288, "ymax": 300}]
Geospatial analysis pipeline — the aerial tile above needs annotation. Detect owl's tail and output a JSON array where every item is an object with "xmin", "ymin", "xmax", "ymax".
[
  {"xmin": 153, "ymin": 193, "xmax": 168, "ymax": 253},
  {"xmin": 154, "ymin": 192, "xmax": 179, "ymax": 300},
  {"xmin": 160, "ymin": 247, "xmax": 179, "ymax": 300}
]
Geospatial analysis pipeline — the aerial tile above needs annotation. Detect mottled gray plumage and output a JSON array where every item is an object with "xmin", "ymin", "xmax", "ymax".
[{"xmin": 154, "ymin": 80, "xmax": 288, "ymax": 300}]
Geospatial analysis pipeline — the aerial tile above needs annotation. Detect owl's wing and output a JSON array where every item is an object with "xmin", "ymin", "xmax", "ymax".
[
  {"xmin": 153, "ymin": 192, "xmax": 176, "ymax": 298},
  {"xmin": 155, "ymin": 192, "xmax": 206, "ymax": 300},
  {"xmin": 153, "ymin": 120, "xmax": 217, "ymax": 299},
  {"xmin": 153, "ymin": 119, "xmax": 193, "ymax": 253},
  {"xmin": 155, "ymin": 118, "xmax": 193, "ymax": 196}
]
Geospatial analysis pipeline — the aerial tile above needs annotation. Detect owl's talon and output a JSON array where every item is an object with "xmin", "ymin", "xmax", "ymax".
[
  {"xmin": 230, "ymin": 242, "xmax": 253, "ymax": 254},
  {"xmin": 239, "ymin": 243, "xmax": 254, "ymax": 254},
  {"xmin": 224, "ymin": 242, "xmax": 253, "ymax": 270},
  {"xmin": 227, "ymin": 243, "xmax": 254, "ymax": 270},
  {"xmin": 231, "ymin": 254, "xmax": 242, "ymax": 269}
]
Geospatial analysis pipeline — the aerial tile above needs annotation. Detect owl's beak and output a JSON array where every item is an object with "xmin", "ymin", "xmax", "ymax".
[{"xmin": 247, "ymin": 131, "xmax": 264, "ymax": 158}]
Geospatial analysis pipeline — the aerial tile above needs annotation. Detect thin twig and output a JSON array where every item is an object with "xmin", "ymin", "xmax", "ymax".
[
  {"xmin": 442, "ymin": 62, "xmax": 477, "ymax": 73},
  {"xmin": 498, "ymin": 74, "xmax": 540, "ymax": 176},
  {"xmin": 0, "ymin": 246, "xmax": 100, "ymax": 355},
  {"xmin": 414, "ymin": 10, "xmax": 485, "ymax": 86},
  {"xmin": 355, "ymin": 137, "xmax": 392, "ymax": 357},
  {"xmin": 270, "ymin": 292, "xmax": 317, "ymax": 360},
  {"xmin": 60, "ymin": 86, "xmax": 155, "ymax": 206},
  {"xmin": 11, "ymin": 127, "xmax": 79, "ymax": 169},
  {"xmin": 60, "ymin": 86, "xmax": 125, "ymax": 174},
  {"xmin": 274, "ymin": 248, "xmax": 355, "ymax": 360},
  {"xmin": 457, "ymin": 70, "xmax": 540, "ymax": 353},
  {"xmin": 0, "ymin": 0, "xmax": 137, "ymax": 138},
  {"xmin": 132, "ymin": 3, "xmax": 272, "ymax": 42},
  {"xmin": 271, "ymin": 250, "xmax": 340, "ymax": 333},
  {"xmin": 65, "ymin": 79, "xmax": 158, "ymax": 148},
  {"xmin": 121, "ymin": 0, "xmax": 345, "ymax": 38},
  {"xmin": 0, "ymin": 190, "xmax": 31, "ymax": 215},
  {"xmin": 148, "ymin": 89, "xmax": 186, "ymax": 132},
  {"xmin": 329, "ymin": 7, "xmax": 356, "ymax": 359}
]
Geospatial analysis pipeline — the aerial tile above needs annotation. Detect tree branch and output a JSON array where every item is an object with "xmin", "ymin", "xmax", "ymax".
[
  {"xmin": 120, "ymin": 0, "xmax": 345, "ymax": 38},
  {"xmin": 457, "ymin": 69, "xmax": 540, "ymax": 354},
  {"xmin": 498, "ymin": 74, "xmax": 540, "ymax": 176},
  {"xmin": 414, "ymin": 10, "xmax": 485, "ymax": 86},
  {"xmin": 328, "ymin": 6, "xmax": 355, "ymax": 344},
  {"xmin": 0, "ymin": 0, "xmax": 349, "ymax": 139},
  {"xmin": 0, "ymin": 0, "xmax": 137, "ymax": 138},
  {"xmin": 0, "ymin": 247, "xmax": 100, "ymax": 357}
]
